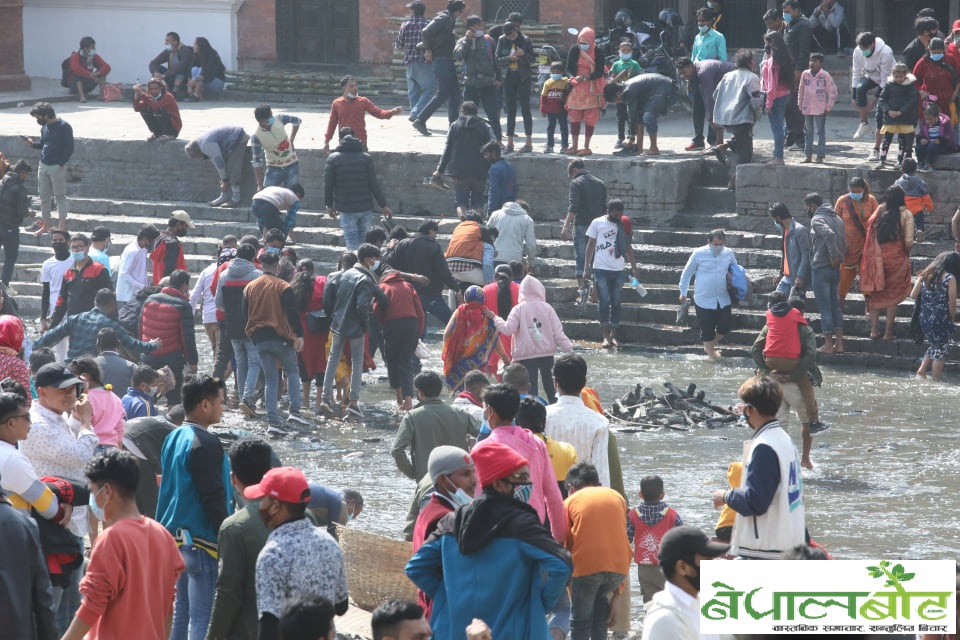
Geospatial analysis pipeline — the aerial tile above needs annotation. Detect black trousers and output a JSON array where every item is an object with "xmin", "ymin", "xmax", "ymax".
[
  {"xmin": 785, "ymin": 84, "xmax": 805, "ymax": 143},
  {"xmin": 694, "ymin": 303, "xmax": 732, "ymax": 342},
  {"xmin": 464, "ymin": 83, "xmax": 502, "ymax": 140},
  {"xmin": 383, "ymin": 317, "xmax": 419, "ymax": 398},
  {"xmin": 213, "ymin": 330, "xmax": 234, "ymax": 380},
  {"xmin": 141, "ymin": 111, "xmax": 178, "ymax": 138},
  {"xmin": 503, "ymin": 73, "xmax": 532, "ymax": 137},
  {"xmin": 516, "ymin": 355, "xmax": 556, "ymax": 403},
  {"xmin": 0, "ymin": 224, "xmax": 19, "ymax": 285}
]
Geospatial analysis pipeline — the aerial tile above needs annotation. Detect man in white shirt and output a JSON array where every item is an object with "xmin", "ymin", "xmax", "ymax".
[
  {"xmin": 545, "ymin": 353, "xmax": 610, "ymax": 487},
  {"xmin": 191, "ymin": 242, "xmax": 232, "ymax": 356},
  {"xmin": 40, "ymin": 229, "xmax": 74, "ymax": 361},
  {"xmin": 117, "ymin": 226, "xmax": 160, "ymax": 303},
  {"xmin": 640, "ymin": 526, "xmax": 731, "ymax": 640},
  {"xmin": 582, "ymin": 199, "xmax": 637, "ymax": 348}
]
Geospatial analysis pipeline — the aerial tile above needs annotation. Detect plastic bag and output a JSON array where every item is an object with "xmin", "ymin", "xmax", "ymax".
[{"xmin": 415, "ymin": 341, "xmax": 430, "ymax": 359}]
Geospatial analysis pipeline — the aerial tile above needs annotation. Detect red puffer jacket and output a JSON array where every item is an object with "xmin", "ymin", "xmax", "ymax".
[{"xmin": 140, "ymin": 287, "xmax": 198, "ymax": 363}]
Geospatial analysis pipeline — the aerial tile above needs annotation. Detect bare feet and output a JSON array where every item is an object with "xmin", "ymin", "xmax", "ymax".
[
  {"xmin": 601, "ymin": 338, "xmax": 613, "ymax": 349},
  {"xmin": 801, "ymin": 457, "xmax": 814, "ymax": 470},
  {"xmin": 816, "ymin": 345, "xmax": 835, "ymax": 354},
  {"xmin": 882, "ymin": 333, "xmax": 896, "ymax": 341},
  {"xmin": 644, "ymin": 148, "xmax": 660, "ymax": 156},
  {"xmin": 834, "ymin": 340, "xmax": 844, "ymax": 353},
  {"xmin": 610, "ymin": 337, "xmax": 621, "ymax": 347}
]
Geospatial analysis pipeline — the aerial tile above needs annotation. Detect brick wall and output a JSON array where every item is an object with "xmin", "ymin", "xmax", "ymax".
[
  {"xmin": 0, "ymin": 0, "xmax": 29, "ymax": 90},
  {"xmin": 237, "ymin": 0, "xmax": 277, "ymax": 70},
  {"xmin": 540, "ymin": 0, "xmax": 595, "ymax": 35}
]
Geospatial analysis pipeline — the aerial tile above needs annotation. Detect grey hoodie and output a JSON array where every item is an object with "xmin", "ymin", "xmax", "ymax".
[
  {"xmin": 488, "ymin": 201, "xmax": 537, "ymax": 263},
  {"xmin": 809, "ymin": 204, "xmax": 847, "ymax": 270}
]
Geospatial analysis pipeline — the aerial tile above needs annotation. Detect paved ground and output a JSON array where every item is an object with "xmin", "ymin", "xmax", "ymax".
[{"xmin": 0, "ymin": 76, "xmax": 897, "ymax": 169}]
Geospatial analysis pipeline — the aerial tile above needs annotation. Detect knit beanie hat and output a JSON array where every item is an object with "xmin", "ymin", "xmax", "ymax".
[
  {"xmin": 428, "ymin": 446, "xmax": 473, "ymax": 483},
  {"xmin": 471, "ymin": 441, "xmax": 528, "ymax": 488}
]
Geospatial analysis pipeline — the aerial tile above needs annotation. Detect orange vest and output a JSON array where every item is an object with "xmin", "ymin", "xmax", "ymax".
[
  {"xmin": 581, "ymin": 387, "xmax": 603, "ymax": 413},
  {"xmin": 628, "ymin": 506, "xmax": 678, "ymax": 565},
  {"xmin": 445, "ymin": 221, "xmax": 484, "ymax": 261}
]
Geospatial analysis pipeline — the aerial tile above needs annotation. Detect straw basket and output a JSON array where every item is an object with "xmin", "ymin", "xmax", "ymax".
[{"xmin": 336, "ymin": 525, "xmax": 419, "ymax": 611}]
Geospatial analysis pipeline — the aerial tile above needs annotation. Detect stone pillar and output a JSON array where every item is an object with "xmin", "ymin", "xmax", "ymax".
[
  {"xmin": 0, "ymin": 0, "xmax": 30, "ymax": 90},
  {"xmin": 951, "ymin": 0, "xmax": 960, "ymax": 29}
]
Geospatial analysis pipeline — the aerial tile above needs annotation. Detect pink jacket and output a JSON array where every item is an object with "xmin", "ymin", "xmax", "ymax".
[
  {"xmin": 798, "ymin": 68, "xmax": 838, "ymax": 115},
  {"xmin": 88, "ymin": 387, "xmax": 125, "ymax": 447},
  {"xmin": 761, "ymin": 59, "xmax": 791, "ymax": 110},
  {"xmin": 492, "ymin": 276, "xmax": 574, "ymax": 361}
]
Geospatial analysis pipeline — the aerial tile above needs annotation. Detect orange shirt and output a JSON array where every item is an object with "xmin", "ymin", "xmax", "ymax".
[
  {"xmin": 324, "ymin": 96, "xmax": 394, "ymax": 147},
  {"xmin": 564, "ymin": 486, "xmax": 632, "ymax": 578},
  {"xmin": 782, "ymin": 229, "xmax": 790, "ymax": 277},
  {"xmin": 77, "ymin": 516, "xmax": 185, "ymax": 640}
]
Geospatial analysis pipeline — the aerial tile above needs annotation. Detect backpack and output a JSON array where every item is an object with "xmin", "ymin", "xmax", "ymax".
[{"xmin": 60, "ymin": 56, "xmax": 72, "ymax": 88}]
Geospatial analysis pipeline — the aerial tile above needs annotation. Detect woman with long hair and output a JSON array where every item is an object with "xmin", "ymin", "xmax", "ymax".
[
  {"xmin": 910, "ymin": 251, "xmax": 960, "ymax": 380},
  {"xmin": 481, "ymin": 262, "xmax": 521, "ymax": 376},
  {"xmin": 834, "ymin": 176, "xmax": 879, "ymax": 301},
  {"xmin": 761, "ymin": 31, "xmax": 794, "ymax": 165},
  {"xmin": 291, "ymin": 259, "xmax": 328, "ymax": 411},
  {"xmin": 186, "ymin": 36, "xmax": 226, "ymax": 101},
  {"xmin": 860, "ymin": 185, "xmax": 914, "ymax": 339}
]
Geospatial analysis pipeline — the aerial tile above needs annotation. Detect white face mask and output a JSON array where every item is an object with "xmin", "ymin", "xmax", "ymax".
[
  {"xmin": 346, "ymin": 92, "xmax": 357, "ymax": 99},
  {"xmin": 149, "ymin": 385, "xmax": 160, "ymax": 396},
  {"xmin": 451, "ymin": 487, "xmax": 473, "ymax": 506}
]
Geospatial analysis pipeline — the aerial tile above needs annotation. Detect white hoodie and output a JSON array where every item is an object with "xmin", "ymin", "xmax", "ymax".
[
  {"xmin": 851, "ymin": 36, "xmax": 895, "ymax": 88},
  {"xmin": 487, "ymin": 201, "xmax": 537, "ymax": 264}
]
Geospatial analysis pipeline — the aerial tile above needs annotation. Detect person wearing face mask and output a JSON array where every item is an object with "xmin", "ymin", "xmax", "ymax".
[
  {"xmin": 141, "ymin": 270, "xmax": 199, "ymax": 407},
  {"xmin": 540, "ymin": 60, "xmax": 571, "ymax": 153},
  {"xmin": 149, "ymin": 211, "xmax": 193, "ymax": 285},
  {"xmin": 95, "ymin": 328, "xmax": 137, "ymax": 398},
  {"xmin": 679, "ymin": 229, "xmax": 740, "ymax": 360},
  {"xmin": 639, "ymin": 525, "xmax": 732, "ymax": 640},
  {"xmin": 583, "ymin": 199, "xmax": 638, "ymax": 348},
  {"xmin": 834, "ymin": 176, "xmax": 878, "ymax": 301},
  {"xmin": 67, "ymin": 36, "xmax": 111, "ymax": 103},
  {"xmin": 121, "ymin": 365, "xmax": 161, "ymax": 420},
  {"xmin": 564, "ymin": 27, "xmax": 606, "ymax": 155},
  {"xmin": 850, "ymin": 32, "xmax": 895, "ymax": 161},
  {"xmin": 324, "ymin": 75, "xmax": 401, "ymax": 152},
  {"xmin": 132, "ymin": 78, "xmax": 181, "ymax": 142},
  {"xmin": 88, "ymin": 226, "xmax": 112, "ymax": 276},
  {"xmin": 455, "ymin": 16, "xmax": 503, "ymax": 144},
  {"xmin": 780, "ymin": 0, "xmax": 810, "ymax": 150},
  {"xmin": 712, "ymin": 375, "xmax": 806, "ymax": 560},
  {"xmin": 912, "ymin": 38, "xmax": 960, "ymax": 120},
  {"xmin": 251, "ymin": 104, "xmax": 301, "ymax": 191},
  {"xmin": 805, "ymin": 193, "xmax": 847, "ymax": 354},
  {"xmin": 248, "ymin": 466, "xmax": 348, "ymax": 640},
  {"xmin": 25, "ymin": 102, "xmax": 73, "ymax": 235},
  {"xmin": 117, "ymin": 225, "xmax": 159, "ymax": 305},
  {"xmin": 40, "ymin": 229, "xmax": 74, "ymax": 341},
  {"xmin": 768, "ymin": 202, "xmax": 811, "ymax": 300},
  {"xmin": 412, "ymin": 0, "xmax": 466, "ymax": 135},
  {"xmin": 49, "ymin": 233, "xmax": 113, "ymax": 329},
  {"xmin": 411, "ymin": 447, "xmax": 477, "ymax": 615},
  {"xmin": 406, "ymin": 439, "xmax": 572, "ymax": 640},
  {"xmin": 496, "ymin": 21, "xmax": 535, "ymax": 153},
  {"xmin": 252, "ymin": 184, "xmax": 304, "ymax": 236},
  {"xmin": 148, "ymin": 31, "xmax": 194, "ymax": 99},
  {"xmin": 59, "ymin": 449, "xmax": 184, "ymax": 640}
]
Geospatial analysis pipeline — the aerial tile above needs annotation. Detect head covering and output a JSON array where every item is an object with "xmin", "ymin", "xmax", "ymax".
[
  {"xmin": 170, "ymin": 210, "xmax": 196, "ymax": 229},
  {"xmin": 953, "ymin": 19, "xmax": 960, "ymax": 33},
  {"xmin": 428, "ymin": 446, "xmax": 473, "ymax": 483},
  {"xmin": 471, "ymin": 442, "xmax": 528, "ymax": 488},
  {"xmin": 464, "ymin": 285, "xmax": 484, "ymax": 304},
  {"xmin": 217, "ymin": 247, "xmax": 237, "ymax": 266},
  {"xmin": 91, "ymin": 226, "xmax": 111, "ymax": 242},
  {"xmin": 0, "ymin": 315, "xmax": 24, "ymax": 354},
  {"xmin": 658, "ymin": 525, "xmax": 729, "ymax": 569},
  {"xmin": 35, "ymin": 363, "xmax": 83, "ymax": 390},
  {"xmin": 243, "ymin": 466, "xmax": 312, "ymax": 504}
]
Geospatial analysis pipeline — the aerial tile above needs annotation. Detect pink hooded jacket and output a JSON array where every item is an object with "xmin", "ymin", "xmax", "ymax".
[
  {"xmin": 492, "ymin": 276, "xmax": 574, "ymax": 360},
  {"xmin": 798, "ymin": 68, "xmax": 838, "ymax": 115}
]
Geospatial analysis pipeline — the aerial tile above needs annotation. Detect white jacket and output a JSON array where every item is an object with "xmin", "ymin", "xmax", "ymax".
[
  {"xmin": 641, "ymin": 581, "xmax": 735, "ymax": 640},
  {"xmin": 487, "ymin": 202, "xmax": 537, "ymax": 263},
  {"xmin": 851, "ymin": 37, "xmax": 895, "ymax": 88}
]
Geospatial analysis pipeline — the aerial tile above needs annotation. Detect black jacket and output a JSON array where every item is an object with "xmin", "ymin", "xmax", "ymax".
[
  {"xmin": 496, "ymin": 33, "xmax": 536, "ymax": 81},
  {"xmin": 420, "ymin": 10, "xmax": 457, "ymax": 58},
  {"xmin": 878, "ymin": 76, "xmax": 919, "ymax": 126},
  {"xmin": 387, "ymin": 234, "xmax": 459, "ymax": 295},
  {"xmin": 51, "ymin": 259, "xmax": 112, "ymax": 326},
  {"xmin": 565, "ymin": 47, "xmax": 606, "ymax": 80},
  {"xmin": 0, "ymin": 170, "xmax": 29, "ymax": 228},
  {"xmin": 783, "ymin": 16, "xmax": 812, "ymax": 73},
  {"xmin": 148, "ymin": 44, "xmax": 194, "ymax": 78},
  {"xmin": 196, "ymin": 49, "xmax": 226, "ymax": 82},
  {"xmin": 323, "ymin": 136, "xmax": 387, "ymax": 212},
  {"xmin": 0, "ymin": 498, "xmax": 57, "ymax": 640},
  {"xmin": 437, "ymin": 115, "xmax": 494, "ymax": 179},
  {"xmin": 322, "ymin": 266, "xmax": 387, "ymax": 338},
  {"xmin": 568, "ymin": 171, "xmax": 608, "ymax": 227}
]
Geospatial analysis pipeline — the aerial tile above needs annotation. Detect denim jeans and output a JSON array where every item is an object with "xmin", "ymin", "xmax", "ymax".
[
  {"xmin": 812, "ymin": 265, "xmax": 843, "ymax": 333},
  {"xmin": 171, "ymin": 545, "xmax": 218, "ymax": 640},
  {"xmin": 232, "ymin": 338, "xmax": 262, "ymax": 403},
  {"xmin": 548, "ymin": 587, "xmax": 572, "ymax": 637},
  {"xmin": 0, "ymin": 224, "xmax": 19, "ymax": 285},
  {"xmin": 419, "ymin": 293, "xmax": 452, "ymax": 330},
  {"xmin": 340, "ymin": 210, "xmax": 373, "ymax": 251},
  {"xmin": 804, "ymin": 114, "xmax": 826, "ymax": 158},
  {"xmin": 256, "ymin": 338, "xmax": 303, "ymax": 426},
  {"xmin": 570, "ymin": 571, "xmax": 626, "ymax": 640},
  {"xmin": 769, "ymin": 94, "xmax": 789, "ymax": 159},
  {"xmin": 406, "ymin": 61, "xmax": 436, "ymax": 119},
  {"xmin": 574, "ymin": 224, "xmax": 589, "ymax": 277},
  {"xmin": 322, "ymin": 333, "xmax": 364, "ymax": 403},
  {"xmin": 263, "ymin": 161, "xmax": 300, "ymax": 188},
  {"xmin": 594, "ymin": 269, "xmax": 626, "ymax": 328},
  {"xmin": 417, "ymin": 57, "xmax": 460, "ymax": 125},
  {"xmin": 252, "ymin": 199, "xmax": 284, "ymax": 234}
]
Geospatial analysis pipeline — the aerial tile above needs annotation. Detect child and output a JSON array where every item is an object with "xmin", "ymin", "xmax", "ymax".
[
  {"xmin": 916, "ymin": 102, "xmax": 958, "ymax": 171},
  {"xmin": 876, "ymin": 63, "xmax": 919, "ymax": 169},
  {"xmin": 515, "ymin": 396, "xmax": 577, "ymax": 498},
  {"xmin": 895, "ymin": 158, "xmax": 934, "ymax": 243},
  {"xmin": 626, "ymin": 475, "xmax": 683, "ymax": 604},
  {"xmin": 539, "ymin": 60, "xmax": 569, "ymax": 153},
  {"xmin": 609, "ymin": 41, "xmax": 642, "ymax": 149},
  {"xmin": 715, "ymin": 461, "xmax": 742, "ymax": 541},
  {"xmin": 798, "ymin": 52, "xmax": 837, "ymax": 163}
]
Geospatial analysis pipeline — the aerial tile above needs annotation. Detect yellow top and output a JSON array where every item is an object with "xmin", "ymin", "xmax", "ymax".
[
  {"xmin": 541, "ymin": 434, "xmax": 579, "ymax": 483},
  {"xmin": 716, "ymin": 461, "xmax": 743, "ymax": 530}
]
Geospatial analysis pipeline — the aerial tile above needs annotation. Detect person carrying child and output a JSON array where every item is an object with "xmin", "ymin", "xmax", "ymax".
[
  {"xmin": 609, "ymin": 41, "xmax": 642, "ymax": 151},
  {"xmin": 539, "ymin": 61, "xmax": 570, "ymax": 153},
  {"xmin": 875, "ymin": 63, "xmax": 919, "ymax": 169},
  {"xmin": 895, "ymin": 158, "xmax": 934, "ymax": 243},
  {"xmin": 916, "ymin": 102, "xmax": 958, "ymax": 171},
  {"xmin": 797, "ymin": 52, "xmax": 837, "ymax": 164},
  {"xmin": 626, "ymin": 474, "xmax": 683, "ymax": 604}
]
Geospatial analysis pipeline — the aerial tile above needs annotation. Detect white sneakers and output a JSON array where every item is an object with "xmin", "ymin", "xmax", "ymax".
[
  {"xmin": 867, "ymin": 148, "xmax": 880, "ymax": 162},
  {"xmin": 853, "ymin": 121, "xmax": 871, "ymax": 139}
]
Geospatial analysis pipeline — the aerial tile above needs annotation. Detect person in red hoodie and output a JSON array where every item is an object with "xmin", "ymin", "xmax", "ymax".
[
  {"xmin": 132, "ymin": 79, "xmax": 182, "ymax": 142},
  {"xmin": 140, "ymin": 270, "xmax": 198, "ymax": 406},
  {"xmin": 375, "ymin": 268, "xmax": 425, "ymax": 412},
  {"xmin": 149, "ymin": 212, "xmax": 193, "ymax": 285},
  {"xmin": 67, "ymin": 37, "xmax": 111, "ymax": 102},
  {"xmin": 411, "ymin": 445, "xmax": 476, "ymax": 620}
]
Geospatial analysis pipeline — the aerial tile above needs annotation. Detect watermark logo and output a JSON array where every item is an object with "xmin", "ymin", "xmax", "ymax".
[{"xmin": 700, "ymin": 560, "xmax": 956, "ymax": 635}]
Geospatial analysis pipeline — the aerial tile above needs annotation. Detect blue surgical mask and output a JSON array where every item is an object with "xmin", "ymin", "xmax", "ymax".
[
  {"xmin": 782, "ymin": 12, "xmax": 792, "ymax": 23},
  {"xmin": 849, "ymin": 191, "xmax": 864, "ymax": 201},
  {"xmin": 475, "ymin": 30, "xmax": 484, "ymax": 37},
  {"xmin": 579, "ymin": 43, "xmax": 590, "ymax": 51},
  {"xmin": 165, "ymin": 43, "xmax": 174, "ymax": 52},
  {"xmin": 619, "ymin": 52, "xmax": 632, "ymax": 61},
  {"xmin": 71, "ymin": 251, "xmax": 86, "ymax": 262},
  {"xmin": 451, "ymin": 488, "xmax": 473, "ymax": 506},
  {"xmin": 371, "ymin": 259, "xmax": 381, "ymax": 271},
  {"xmin": 861, "ymin": 47, "xmax": 874, "ymax": 58},
  {"xmin": 710, "ymin": 244, "xmax": 723, "ymax": 256},
  {"xmin": 88, "ymin": 487, "xmax": 106, "ymax": 521},
  {"xmin": 266, "ymin": 246, "xmax": 281, "ymax": 254},
  {"xmin": 550, "ymin": 73, "xmax": 563, "ymax": 80},
  {"xmin": 266, "ymin": 116, "xmax": 275, "ymax": 126},
  {"xmin": 512, "ymin": 482, "xmax": 533, "ymax": 504},
  {"xmin": 86, "ymin": 49, "xmax": 97, "ymax": 57},
  {"xmin": 774, "ymin": 221, "xmax": 784, "ymax": 232},
  {"xmin": 931, "ymin": 53, "xmax": 945, "ymax": 61},
  {"xmin": 700, "ymin": 25, "xmax": 710, "ymax": 34}
]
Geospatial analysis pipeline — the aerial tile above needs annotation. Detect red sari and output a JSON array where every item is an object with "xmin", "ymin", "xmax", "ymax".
[
  {"xmin": 860, "ymin": 208, "xmax": 913, "ymax": 310},
  {"xmin": 298, "ymin": 276, "xmax": 328, "ymax": 379},
  {"xmin": 482, "ymin": 280, "xmax": 519, "ymax": 374}
]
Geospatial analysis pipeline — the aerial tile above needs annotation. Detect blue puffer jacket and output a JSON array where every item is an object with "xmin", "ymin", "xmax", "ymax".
[{"xmin": 405, "ymin": 490, "xmax": 572, "ymax": 640}]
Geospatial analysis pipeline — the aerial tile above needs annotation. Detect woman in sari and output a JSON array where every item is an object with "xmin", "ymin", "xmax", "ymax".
[
  {"xmin": 292, "ymin": 259, "xmax": 328, "ymax": 412},
  {"xmin": 860, "ymin": 185, "xmax": 914, "ymax": 340},
  {"xmin": 564, "ymin": 27, "xmax": 607, "ymax": 156},
  {"xmin": 442, "ymin": 285, "xmax": 508, "ymax": 394},
  {"xmin": 481, "ymin": 263, "xmax": 520, "ymax": 376},
  {"xmin": 834, "ymin": 176, "xmax": 878, "ymax": 301},
  {"xmin": 0, "ymin": 315, "xmax": 30, "ymax": 406}
]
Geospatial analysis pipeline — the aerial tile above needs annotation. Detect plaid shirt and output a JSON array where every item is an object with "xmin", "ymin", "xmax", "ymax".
[
  {"xmin": 34, "ymin": 308, "xmax": 157, "ymax": 361},
  {"xmin": 396, "ymin": 17, "xmax": 429, "ymax": 64}
]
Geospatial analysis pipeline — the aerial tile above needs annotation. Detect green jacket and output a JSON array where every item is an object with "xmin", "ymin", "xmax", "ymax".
[
  {"xmin": 207, "ymin": 499, "xmax": 269, "ymax": 640},
  {"xmin": 751, "ymin": 324, "xmax": 823, "ymax": 387},
  {"xmin": 391, "ymin": 398, "xmax": 479, "ymax": 480}
]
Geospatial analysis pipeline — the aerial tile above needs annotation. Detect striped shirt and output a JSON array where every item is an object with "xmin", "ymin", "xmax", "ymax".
[
  {"xmin": 396, "ymin": 16, "xmax": 429, "ymax": 64},
  {"xmin": 0, "ymin": 441, "xmax": 59, "ymax": 519},
  {"xmin": 545, "ymin": 395, "xmax": 611, "ymax": 488}
]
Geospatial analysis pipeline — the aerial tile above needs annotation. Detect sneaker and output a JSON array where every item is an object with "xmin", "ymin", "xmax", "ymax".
[
  {"xmin": 766, "ymin": 158, "xmax": 785, "ymax": 166},
  {"xmin": 517, "ymin": 143, "xmax": 532, "ymax": 153},
  {"xmin": 918, "ymin": 161, "xmax": 931, "ymax": 172},
  {"xmin": 209, "ymin": 194, "xmax": 229, "ymax": 207},
  {"xmin": 853, "ymin": 121, "xmax": 871, "ymax": 139},
  {"xmin": 423, "ymin": 175, "xmax": 449, "ymax": 190},
  {"xmin": 286, "ymin": 412, "xmax": 312, "ymax": 428},
  {"xmin": 543, "ymin": 146, "xmax": 554, "ymax": 154},
  {"xmin": 684, "ymin": 141, "xmax": 705, "ymax": 151},
  {"xmin": 239, "ymin": 401, "xmax": 258, "ymax": 418},
  {"xmin": 412, "ymin": 120, "xmax": 431, "ymax": 136},
  {"xmin": 816, "ymin": 156, "xmax": 825, "ymax": 163},
  {"xmin": 266, "ymin": 424, "xmax": 290, "ymax": 437},
  {"xmin": 873, "ymin": 161, "xmax": 887, "ymax": 170},
  {"xmin": 614, "ymin": 139, "xmax": 624, "ymax": 149},
  {"xmin": 808, "ymin": 421, "xmax": 831, "ymax": 435},
  {"xmin": 408, "ymin": 114, "xmax": 417, "ymax": 122},
  {"xmin": 317, "ymin": 401, "xmax": 336, "ymax": 416},
  {"xmin": 220, "ymin": 199, "xmax": 241, "ymax": 208},
  {"xmin": 346, "ymin": 404, "xmax": 364, "ymax": 419},
  {"xmin": 866, "ymin": 148, "xmax": 880, "ymax": 162}
]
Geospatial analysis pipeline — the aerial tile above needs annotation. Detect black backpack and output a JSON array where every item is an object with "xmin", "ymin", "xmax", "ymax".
[{"xmin": 60, "ymin": 56, "xmax": 72, "ymax": 88}]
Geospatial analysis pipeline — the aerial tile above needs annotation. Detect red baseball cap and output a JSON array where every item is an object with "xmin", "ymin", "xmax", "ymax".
[{"xmin": 243, "ymin": 467, "xmax": 311, "ymax": 504}]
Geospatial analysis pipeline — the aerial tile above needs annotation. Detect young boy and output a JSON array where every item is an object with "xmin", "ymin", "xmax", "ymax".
[
  {"xmin": 895, "ymin": 158, "xmax": 934, "ymax": 242},
  {"xmin": 539, "ymin": 61, "xmax": 569, "ymax": 153},
  {"xmin": 609, "ymin": 42, "xmax": 643, "ymax": 149},
  {"xmin": 916, "ymin": 103, "xmax": 958, "ymax": 172},
  {"xmin": 798, "ymin": 52, "xmax": 837, "ymax": 164},
  {"xmin": 626, "ymin": 474, "xmax": 683, "ymax": 604},
  {"xmin": 715, "ymin": 461, "xmax": 742, "ymax": 541}
]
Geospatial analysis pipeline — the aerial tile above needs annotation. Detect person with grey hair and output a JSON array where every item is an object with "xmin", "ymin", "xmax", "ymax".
[
  {"xmin": 678, "ymin": 229, "xmax": 740, "ymax": 359},
  {"xmin": 184, "ymin": 126, "xmax": 250, "ymax": 208}
]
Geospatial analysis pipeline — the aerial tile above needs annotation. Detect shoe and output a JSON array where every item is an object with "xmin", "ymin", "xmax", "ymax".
[
  {"xmin": 209, "ymin": 194, "xmax": 229, "ymax": 207},
  {"xmin": 802, "ymin": 156, "xmax": 813, "ymax": 163},
  {"xmin": 918, "ymin": 162, "xmax": 931, "ymax": 172},
  {"xmin": 517, "ymin": 143, "xmax": 532, "ymax": 153},
  {"xmin": 4, "ymin": 286, "xmax": 17, "ymax": 296},
  {"xmin": 412, "ymin": 120, "xmax": 431, "ymax": 136},
  {"xmin": 543, "ymin": 146, "xmax": 554, "ymax": 154},
  {"xmin": 346, "ymin": 404, "xmax": 364, "ymax": 419},
  {"xmin": 853, "ymin": 121, "xmax": 871, "ymax": 139},
  {"xmin": 613, "ymin": 145, "xmax": 637, "ymax": 156},
  {"xmin": 184, "ymin": 94, "xmax": 200, "ymax": 102},
  {"xmin": 408, "ymin": 114, "xmax": 417, "ymax": 122},
  {"xmin": 286, "ymin": 412, "xmax": 312, "ymax": 428},
  {"xmin": 816, "ymin": 156, "xmax": 825, "ymax": 163},
  {"xmin": 808, "ymin": 421, "xmax": 831, "ymax": 435},
  {"xmin": 614, "ymin": 139, "xmax": 624, "ymax": 148},
  {"xmin": 766, "ymin": 158, "xmax": 785, "ymax": 166},
  {"xmin": 239, "ymin": 401, "xmax": 258, "ymax": 418},
  {"xmin": 791, "ymin": 139, "xmax": 805, "ymax": 151},
  {"xmin": 684, "ymin": 141, "xmax": 705, "ymax": 151},
  {"xmin": 915, "ymin": 231, "xmax": 925, "ymax": 243},
  {"xmin": 711, "ymin": 146, "xmax": 728, "ymax": 165},
  {"xmin": 423, "ymin": 176, "xmax": 449, "ymax": 190},
  {"xmin": 317, "ymin": 401, "xmax": 336, "ymax": 416},
  {"xmin": 157, "ymin": 135, "xmax": 173, "ymax": 143},
  {"xmin": 867, "ymin": 148, "xmax": 880, "ymax": 162},
  {"xmin": 221, "ymin": 199, "xmax": 241, "ymax": 208},
  {"xmin": 873, "ymin": 161, "xmax": 886, "ymax": 170},
  {"xmin": 266, "ymin": 424, "xmax": 290, "ymax": 437}
]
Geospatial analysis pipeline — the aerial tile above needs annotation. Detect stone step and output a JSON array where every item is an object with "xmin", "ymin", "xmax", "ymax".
[{"xmin": 685, "ymin": 185, "xmax": 738, "ymax": 214}]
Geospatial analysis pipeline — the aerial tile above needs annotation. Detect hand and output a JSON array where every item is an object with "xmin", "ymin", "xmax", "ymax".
[
  {"xmin": 606, "ymin": 590, "xmax": 620, "ymax": 626},
  {"xmin": 583, "ymin": 269, "xmax": 592, "ymax": 280},
  {"xmin": 466, "ymin": 28, "xmax": 476, "ymax": 39},
  {"xmin": 59, "ymin": 504, "xmax": 73, "ymax": 528},
  {"xmin": 189, "ymin": 363, "xmax": 198, "ymax": 373},
  {"xmin": 392, "ymin": 106, "xmax": 403, "ymax": 115},
  {"xmin": 294, "ymin": 337, "xmax": 304, "ymax": 352},
  {"xmin": 679, "ymin": 295, "xmax": 687, "ymax": 303},
  {"xmin": 73, "ymin": 394, "xmax": 93, "ymax": 427},
  {"xmin": 327, "ymin": 207, "xmax": 338, "ymax": 219},
  {"xmin": 795, "ymin": 277, "xmax": 805, "ymax": 289},
  {"xmin": 465, "ymin": 619, "xmax": 492, "ymax": 640},
  {"xmin": 382, "ymin": 206, "xmax": 393, "ymax": 219},
  {"xmin": 322, "ymin": 144, "xmax": 330, "ymax": 154},
  {"xmin": 256, "ymin": 181, "xmax": 264, "ymax": 191},
  {"xmin": 712, "ymin": 489, "xmax": 726, "ymax": 509},
  {"xmin": 23, "ymin": 137, "xmax": 33, "ymax": 146},
  {"xmin": 888, "ymin": 110, "xmax": 901, "ymax": 118},
  {"xmin": 772, "ymin": 275, "xmax": 781, "ymax": 287},
  {"xmin": 561, "ymin": 226, "xmax": 571, "ymax": 241},
  {"xmin": 40, "ymin": 318, "xmax": 48, "ymax": 332},
  {"xmin": 133, "ymin": 84, "xmax": 143, "ymax": 94},
  {"xmin": 424, "ymin": 50, "xmax": 433, "ymax": 62},
  {"xmin": 920, "ymin": 90, "xmax": 929, "ymax": 100},
  {"xmin": 150, "ymin": 338, "xmax": 163, "ymax": 349},
  {"xmin": 432, "ymin": 170, "xmax": 442, "ymax": 179},
  {"xmin": 481, "ymin": 308, "xmax": 495, "ymax": 320}
]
